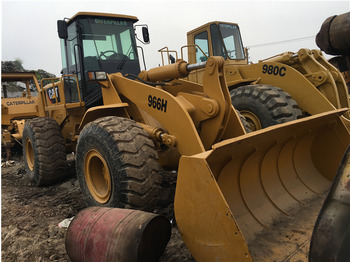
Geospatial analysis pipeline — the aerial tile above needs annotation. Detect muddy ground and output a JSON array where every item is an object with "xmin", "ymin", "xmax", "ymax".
[
  {"xmin": 1, "ymin": 152, "xmax": 193, "ymax": 262},
  {"xmin": 1, "ymin": 150, "xmax": 326, "ymax": 262}
]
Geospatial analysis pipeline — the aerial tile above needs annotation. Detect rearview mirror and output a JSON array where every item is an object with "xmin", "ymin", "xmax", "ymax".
[
  {"xmin": 134, "ymin": 24, "xmax": 150, "ymax": 44},
  {"xmin": 142, "ymin": 27, "xmax": 150, "ymax": 44},
  {"xmin": 57, "ymin": 20, "xmax": 68, "ymax": 39}
]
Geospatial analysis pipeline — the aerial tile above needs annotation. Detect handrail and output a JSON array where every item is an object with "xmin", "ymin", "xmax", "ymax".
[
  {"xmin": 41, "ymin": 74, "xmax": 82, "ymax": 108},
  {"xmin": 63, "ymin": 74, "xmax": 82, "ymax": 103},
  {"xmin": 158, "ymin": 45, "xmax": 209, "ymax": 66},
  {"xmin": 158, "ymin": 46, "xmax": 178, "ymax": 66},
  {"xmin": 181, "ymin": 44, "xmax": 208, "ymax": 62}
]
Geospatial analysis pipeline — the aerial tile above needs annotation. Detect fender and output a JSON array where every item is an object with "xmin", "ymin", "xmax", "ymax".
[{"xmin": 77, "ymin": 103, "xmax": 129, "ymax": 133}]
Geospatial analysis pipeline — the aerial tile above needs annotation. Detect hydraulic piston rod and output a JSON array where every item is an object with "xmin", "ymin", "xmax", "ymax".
[
  {"xmin": 138, "ymin": 60, "xmax": 207, "ymax": 82},
  {"xmin": 186, "ymin": 61, "xmax": 207, "ymax": 71}
]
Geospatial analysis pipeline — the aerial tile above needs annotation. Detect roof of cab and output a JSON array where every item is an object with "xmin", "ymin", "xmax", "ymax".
[
  {"xmin": 1, "ymin": 71, "xmax": 39, "ymax": 82},
  {"xmin": 187, "ymin": 21, "xmax": 239, "ymax": 36},
  {"xmin": 67, "ymin": 12, "xmax": 139, "ymax": 24}
]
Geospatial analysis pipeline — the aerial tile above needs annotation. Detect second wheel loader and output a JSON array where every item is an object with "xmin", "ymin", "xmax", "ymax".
[
  {"xmin": 22, "ymin": 12, "xmax": 350, "ymax": 261},
  {"xmin": 159, "ymin": 18, "xmax": 350, "ymax": 131},
  {"xmin": 1, "ymin": 72, "xmax": 41, "ymax": 160}
]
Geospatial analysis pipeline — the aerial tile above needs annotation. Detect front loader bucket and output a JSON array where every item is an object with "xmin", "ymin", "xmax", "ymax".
[{"xmin": 174, "ymin": 110, "xmax": 350, "ymax": 261}]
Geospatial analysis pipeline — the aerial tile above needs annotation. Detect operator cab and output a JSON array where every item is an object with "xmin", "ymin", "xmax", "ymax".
[
  {"xmin": 57, "ymin": 12, "xmax": 149, "ymax": 108},
  {"xmin": 187, "ymin": 22, "xmax": 247, "ymax": 65}
]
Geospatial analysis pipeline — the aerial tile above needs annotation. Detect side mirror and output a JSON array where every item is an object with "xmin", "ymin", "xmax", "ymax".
[
  {"xmin": 57, "ymin": 20, "xmax": 68, "ymax": 39},
  {"xmin": 142, "ymin": 27, "xmax": 150, "ymax": 44}
]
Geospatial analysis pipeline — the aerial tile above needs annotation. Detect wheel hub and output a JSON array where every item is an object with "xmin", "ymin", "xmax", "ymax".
[
  {"xmin": 240, "ymin": 110, "xmax": 262, "ymax": 131},
  {"xmin": 25, "ymin": 138, "xmax": 34, "ymax": 171},
  {"xmin": 84, "ymin": 149, "xmax": 112, "ymax": 204}
]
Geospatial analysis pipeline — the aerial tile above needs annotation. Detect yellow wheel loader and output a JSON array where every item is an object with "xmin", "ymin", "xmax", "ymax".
[
  {"xmin": 22, "ymin": 12, "xmax": 350, "ymax": 260},
  {"xmin": 1, "ymin": 72, "xmax": 41, "ymax": 160},
  {"xmin": 159, "ymin": 19, "xmax": 350, "ymax": 131}
]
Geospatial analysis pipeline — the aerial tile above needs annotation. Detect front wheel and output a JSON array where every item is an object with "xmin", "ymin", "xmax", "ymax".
[
  {"xmin": 230, "ymin": 84, "xmax": 302, "ymax": 131},
  {"xmin": 76, "ymin": 116, "xmax": 161, "ymax": 211}
]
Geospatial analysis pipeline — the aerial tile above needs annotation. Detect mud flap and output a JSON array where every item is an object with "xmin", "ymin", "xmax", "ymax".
[{"xmin": 174, "ymin": 110, "xmax": 350, "ymax": 261}]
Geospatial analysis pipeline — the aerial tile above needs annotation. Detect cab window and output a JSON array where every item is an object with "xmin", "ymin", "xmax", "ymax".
[
  {"xmin": 219, "ymin": 23, "xmax": 245, "ymax": 60},
  {"xmin": 194, "ymin": 31, "xmax": 209, "ymax": 63},
  {"xmin": 210, "ymin": 24, "xmax": 227, "ymax": 59}
]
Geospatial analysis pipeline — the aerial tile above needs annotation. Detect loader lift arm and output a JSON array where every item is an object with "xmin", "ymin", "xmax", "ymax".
[{"xmin": 107, "ymin": 56, "xmax": 246, "ymax": 155}]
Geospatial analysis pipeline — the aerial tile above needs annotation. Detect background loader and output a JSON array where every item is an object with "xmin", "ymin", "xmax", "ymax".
[
  {"xmin": 159, "ymin": 13, "xmax": 350, "ymax": 131},
  {"xmin": 1, "ymin": 72, "xmax": 41, "ymax": 160},
  {"xmin": 21, "ymin": 12, "xmax": 350, "ymax": 261}
]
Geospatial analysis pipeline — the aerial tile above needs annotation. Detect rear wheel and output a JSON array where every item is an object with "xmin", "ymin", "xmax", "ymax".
[
  {"xmin": 76, "ymin": 116, "xmax": 161, "ymax": 211},
  {"xmin": 22, "ymin": 117, "xmax": 66, "ymax": 186},
  {"xmin": 230, "ymin": 84, "xmax": 302, "ymax": 131}
]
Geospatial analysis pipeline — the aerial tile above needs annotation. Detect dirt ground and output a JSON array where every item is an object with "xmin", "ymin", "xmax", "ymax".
[
  {"xmin": 1, "ymin": 152, "xmax": 194, "ymax": 262},
  {"xmin": 1, "ymin": 150, "xmax": 326, "ymax": 262}
]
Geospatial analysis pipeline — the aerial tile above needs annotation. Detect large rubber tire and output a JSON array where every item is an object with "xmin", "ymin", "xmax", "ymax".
[
  {"xmin": 230, "ymin": 84, "xmax": 302, "ymax": 131},
  {"xmin": 22, "ymin": 117, "xmax": 66, "ymax": 186},
  {"xmin": 76, "ymin": 116, "xmax": 161, "ymax": 211}
]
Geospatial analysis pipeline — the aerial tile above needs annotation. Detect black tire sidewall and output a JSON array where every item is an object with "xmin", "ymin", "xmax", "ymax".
[
  {"xmin": 233, "ymin": 97, "xmax": 277, "ymax": 127},
  {"xmin": 76, "ymin": 128, "xmax": 123, "ymax": 207},
  {"xmin": 231, "ymin": 85, "xmax": 302, "ymax": 129},
  {"xmin": 76, "ymin": 116, "xmax": 160, "ymax": 211},
  {"xmin": 22, "ymin": 122, "xmax": 39, "ymax": 184},
  {"xmin": 22, "ymin": 117, "xmax": 66, "ymax": 186}
]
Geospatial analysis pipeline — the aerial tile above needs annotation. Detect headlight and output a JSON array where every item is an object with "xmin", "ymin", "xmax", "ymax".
[
  {"xmin": 95, "ymin": 71, "xmax": 107, "ymax": 80},
  {"xmin": 87, "ymin": 71, "xmax": 107, "ymax": 81}
]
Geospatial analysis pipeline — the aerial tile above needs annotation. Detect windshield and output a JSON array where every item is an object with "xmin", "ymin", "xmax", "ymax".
[
  {"xmin": 78, "ymin": 17, "xmax": 139, "ymax": 72},
  {"xmin": 218, "ymin": 23, "xmax": 245, "ymax": 60}
]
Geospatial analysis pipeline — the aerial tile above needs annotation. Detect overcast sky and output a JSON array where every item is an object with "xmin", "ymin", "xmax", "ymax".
[{"xmin": 1, "ymin": 0, "xmax": 349, "ymax": 76}]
